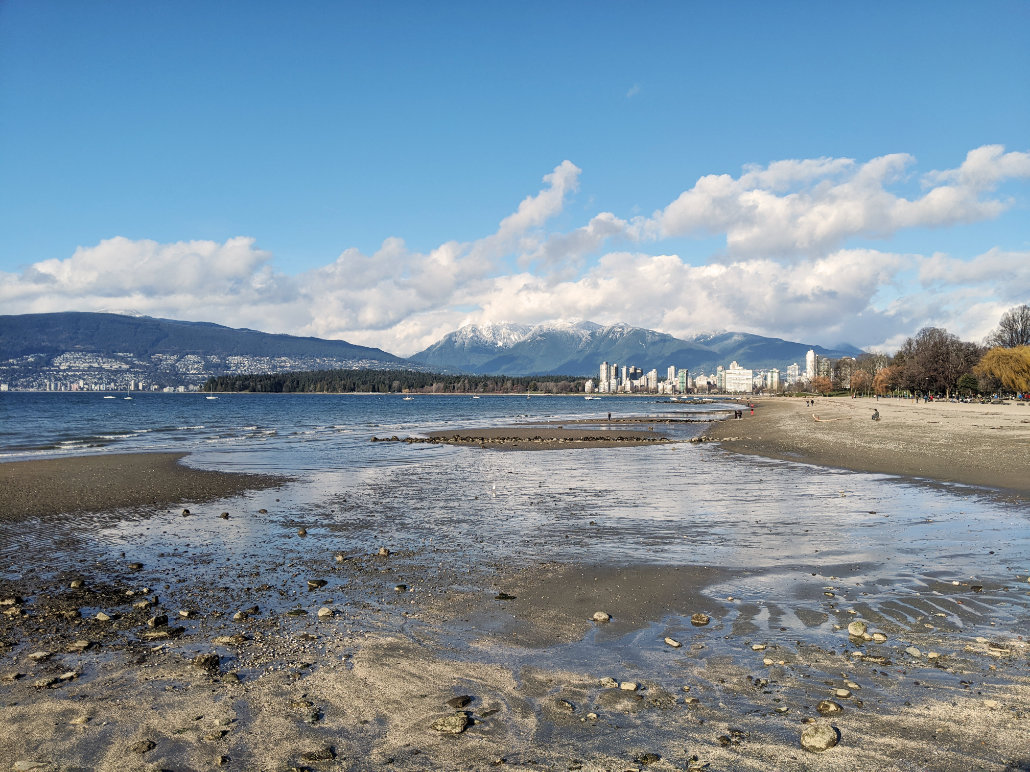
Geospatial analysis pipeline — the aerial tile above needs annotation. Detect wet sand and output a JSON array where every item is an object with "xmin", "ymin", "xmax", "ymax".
[
  {"xmin": 2, "ymin": 433, "xmax": 1030, "ymax": 769},
  {"xmin": 0, "ymin": 453, "xmax": 288, "ymax": 521},
  {"xmin": 707, "ymin": 397, "xmax": 1030, "ymax": 496}
]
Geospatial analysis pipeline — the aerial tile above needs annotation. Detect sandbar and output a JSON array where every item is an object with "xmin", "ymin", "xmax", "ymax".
[
  {"xmin": 0, "ymin": 452, "xmax": 288, "ymax": 521},
  {"xmin": 707, "ymin": 396, "xmax": 1030, "ymax": 496}
]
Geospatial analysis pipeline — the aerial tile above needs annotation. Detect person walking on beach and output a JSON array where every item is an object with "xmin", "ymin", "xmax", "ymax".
[{"xmin": 607, "ymin": 412, "xmax": 611, "ymax": 422}]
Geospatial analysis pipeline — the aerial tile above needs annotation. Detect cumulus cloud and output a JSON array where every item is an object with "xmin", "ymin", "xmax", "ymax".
[
  {"xmin": 637, "ymin": 146, "xmax": 1028, "ymax": 257},
  {"xmin": 1, "ymin": 146, "xmax": 1026, "ymax": 355}
]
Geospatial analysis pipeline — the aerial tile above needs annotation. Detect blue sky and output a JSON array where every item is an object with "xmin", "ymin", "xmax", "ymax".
[{"xmin": 1, "ymin": 1, "xmax": 1028, "ymax": 355}]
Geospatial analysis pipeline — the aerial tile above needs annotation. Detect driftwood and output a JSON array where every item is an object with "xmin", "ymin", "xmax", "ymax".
[{"xmin": 812, "ymin": 414, "xmax": 852, "ymax": 422}]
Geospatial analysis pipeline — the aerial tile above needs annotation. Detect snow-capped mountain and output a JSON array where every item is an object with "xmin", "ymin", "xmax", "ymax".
[{"xmin": 410, "ymin": 320, "xmax": 863, "ymax": 376}]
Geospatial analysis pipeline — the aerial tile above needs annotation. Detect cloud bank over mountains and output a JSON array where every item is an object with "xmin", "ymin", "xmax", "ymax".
[{"xmin": 2, "ymin": 145, "xmax": 1027, "ymax": 357}]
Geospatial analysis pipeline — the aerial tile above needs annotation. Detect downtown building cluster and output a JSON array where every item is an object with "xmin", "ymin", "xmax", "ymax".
[{"xmin": 586, "ymin": 350, "xmax": 826, "ymax": 394}]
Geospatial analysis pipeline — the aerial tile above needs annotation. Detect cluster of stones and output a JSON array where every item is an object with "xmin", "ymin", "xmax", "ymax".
[{"xmin": 372, "ymin": 435, "xmax": 670, "ymax": 445}]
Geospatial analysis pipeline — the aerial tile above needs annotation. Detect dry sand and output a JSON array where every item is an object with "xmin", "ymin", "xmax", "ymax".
[
  {"xmin": 0, "ymin": 453, "xmax": 288, "ymax": 521},
  {"xmin": 707, "ymin": 396, "xmax": 1030, "ymax": 496}
]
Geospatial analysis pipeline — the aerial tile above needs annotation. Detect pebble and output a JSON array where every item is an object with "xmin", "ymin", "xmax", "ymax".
[
  {"xmin": 800, "ymin": 723, "xmax": 840, "ymax": 752},
  {"xmin": 664, "ymin": 637, "xmax": 682, "ymax": 648},
  {"xmin": 378, "ymin": 547, "xmax": 391, "ymax": 557},
  {"xmin": 70, "ymin": 579, "xmax": 84, "ymax": 589},
  {"xmin": 592, "ymin": 611, "xmax": 611, "ymax": 623},
  {"xmin": 297, "ymin": 528, "xmax": 307, "ymax": 536},
  {"xmin": 129, "ymin": 739, "xmax": 156, "ymax": 754},
  {"xmin": 872, "ymin": 632, "xmax": 887, "ymax": 643},
  {"xmin": 307, "ymin": 579, "xmax": 327, "ymax": 590},
  {"xmin": 193, "ymin": 652, "xmax": 221, "ymax": 674},
  {"xmin": 847, "ymin": 620, "xmax": 867, "ymax": 637},
  {"xmin": 763, "ymin": 657, "xmax": 774, "ymax": 666},
  {"xmin": 95, "ymin": 612, "xmax": 112, "ymax": 622},
  {"xmin": 905, "ymin": 646, "xmax": 922, "ymax": 658},
  {"xmin": 599, "ymin": 677, "xmax": 618, "ymax": 688},
  {"xmin": 619, "ymin": 681, "xmax": 639, "ymax": 691},
  {"xmin": 817, "ymin": 700, "xmax": 844, "ymax": 715},
  {"xmin": 835, "ymin": 688, "xmax": 852, "ymax": 698},
  {"xmin": 431, "ymin": 713, "xmax": 471, "ymax": 734},
  {"xmin": 179, "ymin": 610, "xmax": 193, "ymax": 619},
  {"xmin": 751, "ymin": 643, "xmax": 766, "ymax": 651},
  {"xmin": 220, "ymin": 512, "xmax": 230, "ymax": 519},
  {"xmin": 147, "ymin": 614, "xmax": 168, "ymax": 628},
  {"xmin": 690, "ymin": 613, "xmax": 710, "ymax": 626},
  {"xmin": 394, "ymin": 584, "xmax": 408, "ymax": 592},
  {"xmin": 317, "ymin": 607, "xmax": 333, "ymax": 618},
  {"xmin": 446, "ymin": 695, "xmax": 473, "ymax": 709}
]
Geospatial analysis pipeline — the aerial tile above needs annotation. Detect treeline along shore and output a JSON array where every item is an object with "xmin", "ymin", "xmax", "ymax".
[{"xmin": 203, "ymin": 368, "xmax": 587, "ymax": 394}]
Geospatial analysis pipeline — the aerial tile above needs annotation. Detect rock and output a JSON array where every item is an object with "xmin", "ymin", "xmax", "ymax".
[
  {"xmin": 447, "ymin": 695, "xmax": 473, "ymax": 709},
  {"xmin": 194, "ymin": 652, "xmax": 221, "ymax": 674},
  {"xmin": 179, "ymin": 609, "xmax": 193, "ymax": 619},
  {"xmin": 664, "ymin": 637, "xmax": 682, "ymax": 648},
  {"xmin": 128, "ymin": 562, "xmax": 143, "ymax": 571},
  {"xmin": 636, "ymin": 752, "xmax": 661, "ymax": 765},
  {"xmin": 431, "ymin": 712, "xmax": 471, "ymax": 734},
  {"xmin": 835, "ymin": 688, "xmax": 851, "ymax": 698},
  {"xmin": 258, "ymin": 508, "xmax": 268, "ymax": 514},
  {"xmin": 297, "ymin": 528, "xmax": 307, "ymax": 536},
  {"xmin": 751, "ymin": 643, "xmax": 766, "ymax": 651},
  {"xmin": 378, "ymin": 547, "xmax": 391, "ymax": 557},
  {"xmin": 223, "ymin": 672, "xmax": 241, "ymax": 684},
  {"xmin": 301, "ymin": 746, "xmax": 336, "ymax": 762},
  {"xmin": 129, "ymin": 739, "xmax": 156, "ymax": 754},
  {"xmin": 800, "ymin": 723, "xmax": 840, "ymax": 752},
  {"xmin": 334, "ymin": 553, "xmax": 345, "ymax": 562},
  {"xmin": 213, "ymin": 634, "xmax": 249, "ymax": 645},
  {"xmin": 70, "ymin": 579, "xmax": 84, "ymax": 589},
  {"xmin": 67, "ymin": 640, "xmax": 93, "ymax": 652},
  {"xmin": 905, "ymin": 646, "xmax": 922, "ymax": 658},
  {"xmin": 871, "ymin": 632, "xmax": 888, "ymax": 643},
  {"xmin": 394, "ymin": 584, "xmax": 408, "ymax": 592},
  {"xmin": 599, "ymin": 677, "xmax": 618, "ymax": 688},
  {"xmin": 495, "ymin": 592, "xmax": 516, "ymax": 600},
  {"xmin": 147, "ymin": 614, "xmax": 169, "ymax": 628},
  {"xmin": 817, "ymin": 700, "xmax": 843, "ymax": 715},
  {"xmin": 182, "ymin": 508, "xmax": 191, "ymax": 516},
  {"xmin": 1, "ymin": 596, "xmax": 24, "ymax": 606},
  {"xmin": 556, "ymin": 698, "xmax": 575, "ymax": 713},
  {"xmin": 592, "ymin": 611, "xmax": 611, "ymax": 622},
  {"xmin": 690, "ymin": 613, "xmax": 710, "ymax": 626},
  {"xmin": 847, "ymin": 620, "xmax": 867, "ymax": 637},
  {"xmin": 95, "ymin": 612, "xmax": 112, "ymax": 622},
  {"xmin": 27, "ymin": 651, "xmax": 51, "ymax": 662},
  {"xmin": 619, "ymin": 681, "xmax": 639, "ymax": 691},
  {"xmin": 220, "ymin": 512, "xmax": 230, "ymax": 519},
  {"xmin": 286, "ymin": 608, "xmax": 308, "ymax": 616},
  {"xmin": 317, "ymin": 607, "xmax": 333, "ymax": 618},
  {"xmin": 307, "ymin": 579, "xmax": 327, "ymax": 590},
  {"xmin": 12, "ymin": 761, "xmax": 47, "ymax": 771}
]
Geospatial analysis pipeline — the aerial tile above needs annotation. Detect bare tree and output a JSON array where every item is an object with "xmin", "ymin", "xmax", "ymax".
[
  {"xmin": 987, "ymin": 304, "xmax": 1030, "ymax": 348},
  {"xmin": 897, "ymin": 327, "xmax": 982, "ymax": 398}
]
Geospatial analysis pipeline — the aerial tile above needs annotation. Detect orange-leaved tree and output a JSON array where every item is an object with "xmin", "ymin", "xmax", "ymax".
[{"xmin": 974, "ymin": 347, "xmax": 1030, "ymax": 392}]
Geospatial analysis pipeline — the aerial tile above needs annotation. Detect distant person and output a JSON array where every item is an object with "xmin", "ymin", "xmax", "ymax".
[
  {"xmin": 607, "ymin": 412, "xmax": 611, "ymax": 422},
  {"xmin": 871, "ymin": 409, "xmax": 880, "ymax": 421}
]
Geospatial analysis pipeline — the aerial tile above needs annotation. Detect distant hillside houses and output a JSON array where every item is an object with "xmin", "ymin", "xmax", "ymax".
[{"xmin": 587, "ymin": 350, "xmax": 847, "ymax": 394}]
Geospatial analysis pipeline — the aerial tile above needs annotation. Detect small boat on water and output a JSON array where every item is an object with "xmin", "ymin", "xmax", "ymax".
[
  {"xmin": 585, "ymin": 396, "xmax": 601, "ymax": 400},
  {"xmin": 103, "ymin": 395, "xmax": 116, "ymax": 399},
  {"xmin": 402, "ymin": 396, "xmax": 414, "ymax": 401},
  {"xmin": 206, "ymin": 396, "xmax": 218, "ymax": 400},
  {"xmin": 472, "ymin": 395, "xmax": 480, "ymax": 399}
]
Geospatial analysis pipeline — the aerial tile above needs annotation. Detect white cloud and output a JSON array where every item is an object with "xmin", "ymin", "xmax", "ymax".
[{"xmin": 1, "ymin": 146, "xmax": 1027, "ymax": 356}]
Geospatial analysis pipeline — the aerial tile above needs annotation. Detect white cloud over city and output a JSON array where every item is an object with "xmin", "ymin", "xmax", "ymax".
[{"xmin": 2, "ymin": 145, "xmax": 1027, "ymax": 356}]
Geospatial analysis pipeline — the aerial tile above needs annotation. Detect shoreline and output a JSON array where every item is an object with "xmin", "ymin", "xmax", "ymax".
[
  {"xmin": 0, "ymin": 452, "xmax": 289, "ymax": 521},
  {"xmin": 707, "ymin": 396, "xmax": 1030, "ymax": 497}
]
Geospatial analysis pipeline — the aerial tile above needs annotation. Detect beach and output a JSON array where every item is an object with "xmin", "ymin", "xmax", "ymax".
[
  {"xmin": 0, "ymin": 453, "xmax": 288, "ymax": 521},
  {"xmin": 707, "ymin": 396, "xmax": 1030, "ymax": 497},
  {"xmin": 1, "ymin": 399, "xmax": 1029, "ymax": 771}
]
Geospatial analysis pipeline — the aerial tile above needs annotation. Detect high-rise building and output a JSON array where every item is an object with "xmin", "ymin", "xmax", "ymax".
[
  {"xmin": 766, "ymin": 369, "xmax": 781, "ymax": 391},
  {"xmin": 723, "ymin": 362, "xmax": 753, "ymax": 393},
  {"xmin": 786, "ymin": 363, "xmax": 801, "ymax": 385},
  {"xmin": 667, "ymin": 365, "xmax": 677, "ymax": 392},
  {"xmin": 805, "ymin": 349, "xmax": 817, "ymax": 380},
  {"xmin": 677, "ymin": 369, "xmax": 689, "ymax": 393}
]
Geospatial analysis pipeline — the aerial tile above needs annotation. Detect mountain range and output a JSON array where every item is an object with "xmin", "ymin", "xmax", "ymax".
[
  {"xmin": 409, "ymin": 320, "xmax": 862, "ymax": 376},
  {"xmin": 0, "ymin": 312, "xmax": 863, "ymax": 390}
]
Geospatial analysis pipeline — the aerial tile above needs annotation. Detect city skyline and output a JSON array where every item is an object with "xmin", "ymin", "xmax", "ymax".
[{"xmin": 1, "ymin": 3, "xmax": 1028, "ymax": 356}]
